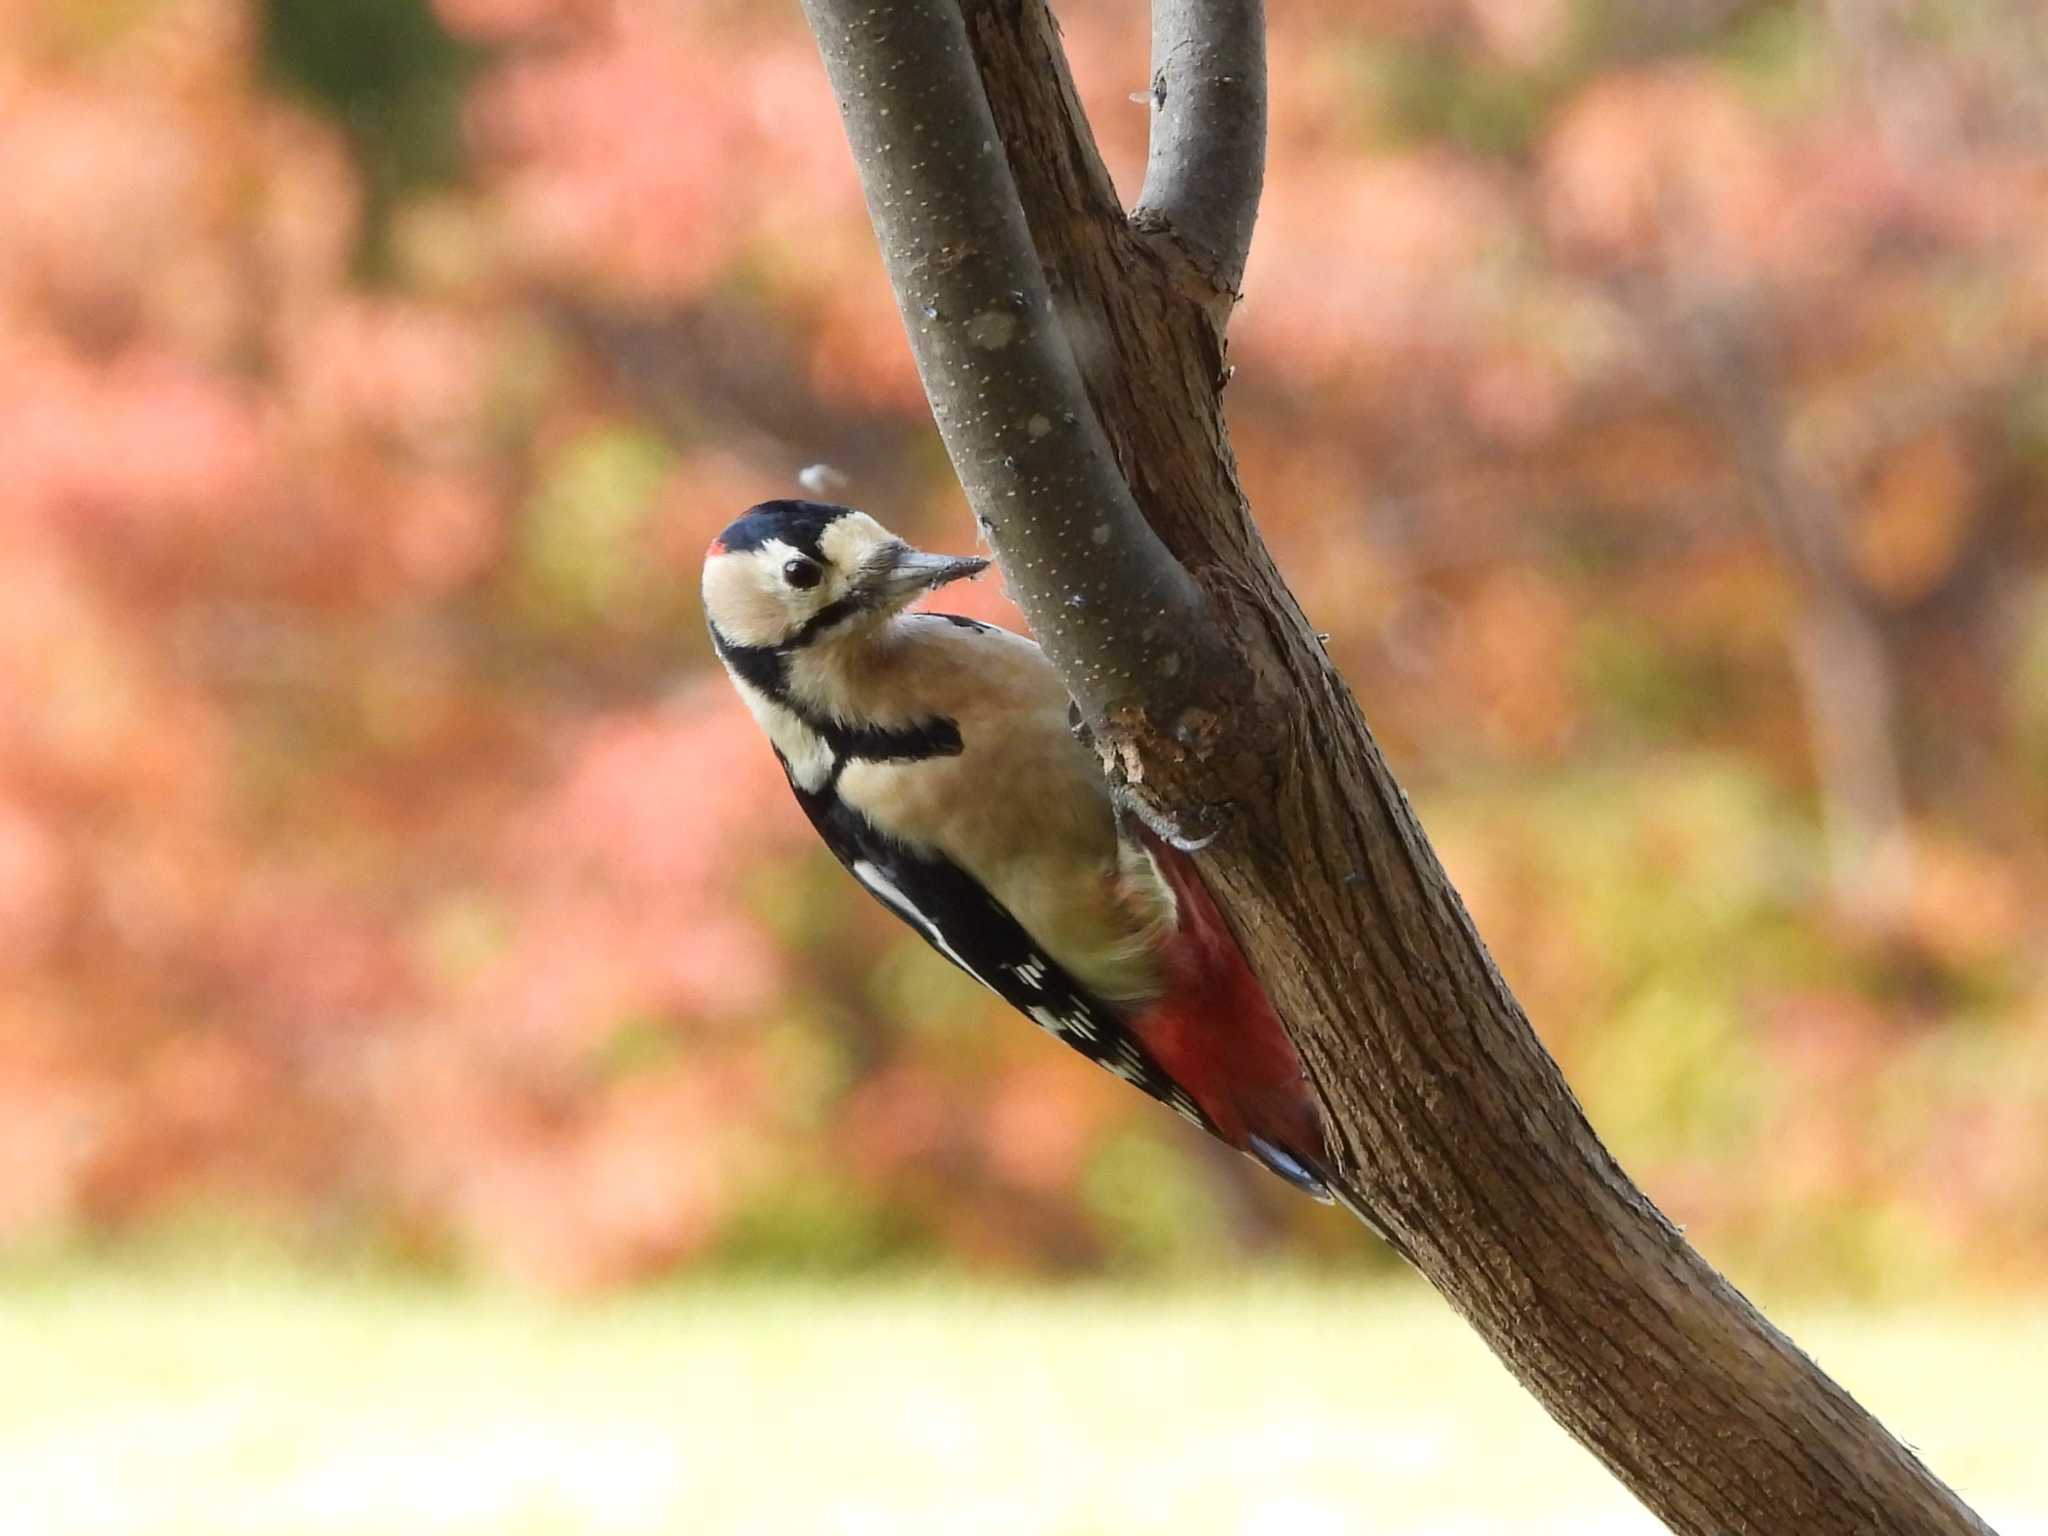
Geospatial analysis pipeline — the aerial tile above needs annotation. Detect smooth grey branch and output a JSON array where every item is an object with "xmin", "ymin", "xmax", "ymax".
[
  {"xmin": 1133, "ymin": 0, "xmax": 1268, "ymax": 297},
  {"xmin": 799, "ymin": 0, "xmax": 1225, "ymax": 729}
]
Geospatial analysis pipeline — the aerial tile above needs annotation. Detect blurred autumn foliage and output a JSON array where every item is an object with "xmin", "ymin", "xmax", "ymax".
[{"xmin": 2, "ymin": 0, "xmax": 2045, "ymax": 1292}]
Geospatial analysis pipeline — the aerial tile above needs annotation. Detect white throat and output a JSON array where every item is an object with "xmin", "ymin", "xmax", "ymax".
[{"xmin": 725, "ymin": 670, "xmax": 836, "ymax": 791}]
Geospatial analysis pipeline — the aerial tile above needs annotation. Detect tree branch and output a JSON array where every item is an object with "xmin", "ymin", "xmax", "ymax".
[
  {"xmin": 797, "ymin": 0, "xmax": 1233, "ymax": 742},
  {"xmin": 796, "ymin": 2, "xmax": 1996, "ymax": 1532},
  {"xmin": 1133, "ymin": 0, "xmax": 1267, "ymax": 298}
]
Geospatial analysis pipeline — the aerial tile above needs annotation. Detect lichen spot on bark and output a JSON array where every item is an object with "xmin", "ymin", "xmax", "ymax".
[{"xmin": 967, "ymin": 309, "xmax": 1018, "ymax": 349}]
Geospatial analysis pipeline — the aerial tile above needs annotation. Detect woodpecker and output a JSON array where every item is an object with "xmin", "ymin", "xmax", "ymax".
[{"xmin": 703, "ymin": 498, "xmax": 1364, "ymax": 1211}]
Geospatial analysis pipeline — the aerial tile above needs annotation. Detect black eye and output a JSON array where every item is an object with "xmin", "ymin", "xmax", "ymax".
[{"xmin": 783, "ymin": 558, "xmax": 823, "ymax": 590}]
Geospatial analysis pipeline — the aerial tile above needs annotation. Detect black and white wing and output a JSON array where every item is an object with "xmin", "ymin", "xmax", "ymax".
[{"xmin": 790, "ymin": 781, "xmax": 1212, "ymax": 1134}]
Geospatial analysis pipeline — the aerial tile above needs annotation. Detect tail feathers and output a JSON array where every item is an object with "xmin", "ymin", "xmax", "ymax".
[
  {"xmin": 1126, "ymin": 824, "xmax": 1411, "ymax": 1269},
  {"xmin": 1288, "ymin": 1149, "xmax": 1418, "ymax": 1267},
  {"xmin": 1248, "ymin": 1135, "xmax": 1335, "ymax": 1202},
  {"xmin": 1326, "ymin": 1178, "xmax": 1402, "ymax": 1255}
]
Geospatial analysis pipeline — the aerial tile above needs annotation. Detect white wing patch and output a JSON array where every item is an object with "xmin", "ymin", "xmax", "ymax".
[
  {"xmin": 851, "ymin": 859, "xmax": 1000, "ymax": 993},
  {"xmin": 1026, "ymin": 1003, "xmax": 1100, "ymax": 1044},
  {"xmin": 1105, "ymin": 1038, "xmax": 1151, "ymax": 1084},
  {"xmin": 846, "ymin": 856, "xmax": 1215, "ymax": 1139},
  {"xmin": 851, "ymin": 860, "xmax": 1108, "ymax": 1051}
]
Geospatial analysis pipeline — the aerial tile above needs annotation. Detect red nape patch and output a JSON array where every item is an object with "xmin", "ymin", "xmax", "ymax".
[{"xmin": 706, "ymin": 537, "xmax": 728, "ymax": 557}]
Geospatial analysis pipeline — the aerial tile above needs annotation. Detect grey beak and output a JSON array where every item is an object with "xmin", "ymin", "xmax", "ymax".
[{"xmin": 874, "ymin": 545, "xmax": 990, "ymax": 601}]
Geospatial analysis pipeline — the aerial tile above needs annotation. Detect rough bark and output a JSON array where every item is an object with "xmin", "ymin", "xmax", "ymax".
[{"xmin": 796, "ymin": 2, "xmax": 1995, "ymax": 1532}]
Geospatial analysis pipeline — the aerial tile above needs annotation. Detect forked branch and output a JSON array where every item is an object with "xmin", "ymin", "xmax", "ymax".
[{"xmin": 797, "ymin": 0, "xmax": 1230, "ymax": 730}]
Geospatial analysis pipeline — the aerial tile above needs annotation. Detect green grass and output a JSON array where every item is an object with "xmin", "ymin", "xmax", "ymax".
[{"xmin": 0, "ymin": 1268, "xmax": 2039, "ymax": 1534}]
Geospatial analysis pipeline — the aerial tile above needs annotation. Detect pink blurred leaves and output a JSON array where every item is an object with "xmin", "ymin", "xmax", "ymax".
[{"xmin": 0, "ymin": 0, "xmax": 2043, "ymax": 1289}]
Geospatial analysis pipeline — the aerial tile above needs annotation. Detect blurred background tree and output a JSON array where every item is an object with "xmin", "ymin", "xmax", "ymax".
[{"xmin": 0, "ymin": 0, "xmax": 2042, "ymax": 1294}]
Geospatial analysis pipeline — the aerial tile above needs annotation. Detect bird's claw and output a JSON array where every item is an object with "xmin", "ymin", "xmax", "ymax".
[{"xmin": 1112, "ymin": 783, "xmax": 1229, "ymax": 853}]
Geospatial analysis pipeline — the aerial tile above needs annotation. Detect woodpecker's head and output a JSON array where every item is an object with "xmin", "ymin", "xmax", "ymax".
[{"xmin": 702, "ymin": 499, "xmax": 988, "ymax": 652}]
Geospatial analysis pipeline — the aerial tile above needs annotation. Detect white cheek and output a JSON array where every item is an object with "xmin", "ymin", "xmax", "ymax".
[
  {"xmin": 706, "ymin": 539, "xmax": 846, "ymax": 647},
  {"xmin": 704, "ymin": 571, "xmax": 801, "ymax": 649}
]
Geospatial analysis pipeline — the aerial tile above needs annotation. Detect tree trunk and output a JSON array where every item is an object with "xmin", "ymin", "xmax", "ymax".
[{"xmin": 792, "ymin": 1, "xmax": 1995, "ymax": 1531}]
